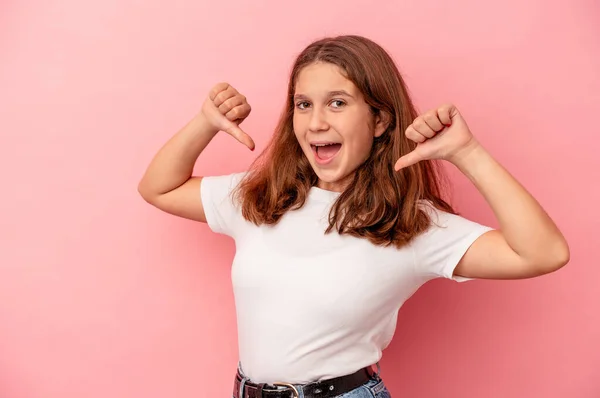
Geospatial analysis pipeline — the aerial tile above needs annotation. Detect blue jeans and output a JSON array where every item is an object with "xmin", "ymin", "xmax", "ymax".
[
  {"xmin": 235, "ymin": 364, "xmax": 392, "ymax": 398},
  {"xmin": 336, "ymin": 376, "xmax": 392, "ymax": 397}
]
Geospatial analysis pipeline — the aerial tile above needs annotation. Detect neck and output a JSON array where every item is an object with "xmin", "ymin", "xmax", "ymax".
[{"xmin": 317, "ymin": 175, "xmax": 353, "ymax": 192}]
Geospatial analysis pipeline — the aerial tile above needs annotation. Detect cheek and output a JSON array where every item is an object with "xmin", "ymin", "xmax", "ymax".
[
  {"xmin": 355, "ymin": 137, "xmax": 374, "ymax": 162},
  {"xmin": 292, "ymin": 115, "xmax": 304, "ymax": 138},
  {"xmin": 343, "ymin": 125, "xmax": 374, "ymax": 160}
]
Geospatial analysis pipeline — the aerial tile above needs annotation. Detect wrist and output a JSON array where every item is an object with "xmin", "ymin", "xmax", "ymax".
[
  {"xmin": 447, "ymin": 139, "xmax": 487, "ymax": 170},
  {"xmin": 192, "ymin": 112, "xmax": 219, "ymax": 137}
]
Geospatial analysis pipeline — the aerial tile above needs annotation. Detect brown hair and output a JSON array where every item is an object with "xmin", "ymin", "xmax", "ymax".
[{"xmin": 234, "ymin": 35, "xmax": 455, "ymax": 248}]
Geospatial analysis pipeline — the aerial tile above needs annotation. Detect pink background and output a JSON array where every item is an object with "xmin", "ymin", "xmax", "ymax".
[{"xmin": 1, "ymin": 0, "xmax": 599, "ymax": 397}]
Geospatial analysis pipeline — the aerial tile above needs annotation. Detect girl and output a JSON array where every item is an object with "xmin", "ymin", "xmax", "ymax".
[{"xmin": 138, "ymin": 35, "xmax": 569, "ymax": 398}]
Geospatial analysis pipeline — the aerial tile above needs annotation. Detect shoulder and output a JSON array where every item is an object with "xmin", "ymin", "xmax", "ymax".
[
  {"xmin": 200, "ymin": 172, "xmax": 250, "ymax": 236},
  {"xmin": 201, "ymin": 172, "xmax": 248, "ymax": 201},
  {"xmin": 416, "ymin": 199, "xmax": 479, "ymax": 230},
  {"xmin": 200, "ymin": 172, "xmax": 247, "ymax": 211},
  {"xmin": 202, "ymin": 172, "xmax": 248, "ymax": 189},
  {"xmin": 416, "ymin": 199, "xmax": 454, "ymax": 228},
  {"xmin": 410, "ymin": 199, "xmax": 493, "ymax": 281}
]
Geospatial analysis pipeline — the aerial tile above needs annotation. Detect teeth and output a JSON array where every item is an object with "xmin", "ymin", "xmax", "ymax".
[{"xmin": 314, "ymin": 143, "xmax": 337, "ymax": 146}]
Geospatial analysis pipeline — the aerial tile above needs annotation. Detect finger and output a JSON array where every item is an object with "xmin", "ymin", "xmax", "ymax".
[
  {"xmin": 224, "ymin": 122, "xmax": 255, "ymax": 151},
  {"xmin": 405, "ymin": 126, "xmax": 428, "ymax": 143},
  {"xmin": 219, "ymin": 96, "xmax": 244, "ymax": 114},
  {"xmin": 411, "ymin": 118, "xmax": 436, "ymax": 138},
  {"xmin": 225, "ymin": 103, "xmax": 251, "ymax": 122},
  {"xmin": 394, "ymin": 150, "xmax": 421, "ymax": 171},
  {"xmin": 437, "ymin": 104, "xmax": 455, "ymax": 126},
  {"xmin": 423, "ymin": 111, "xmax": 444, "ymax": 132},
  {"xmin": 209, "ymin": 83, "xmax": 230, "ymax": 101},
  {"xmin": 213, "ymin": 87, "xmax": 237, "ymax": 108}
]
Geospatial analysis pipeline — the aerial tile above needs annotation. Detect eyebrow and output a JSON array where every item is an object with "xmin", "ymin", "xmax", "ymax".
[{"xmin": 293, "ymin": 90, "xmax": 355, "ymax": 101}]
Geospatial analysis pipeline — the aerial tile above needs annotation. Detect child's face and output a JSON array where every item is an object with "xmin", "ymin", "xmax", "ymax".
[{"xmin": 293, "ymin": 62, "xmax": 385, "ymax": 192}]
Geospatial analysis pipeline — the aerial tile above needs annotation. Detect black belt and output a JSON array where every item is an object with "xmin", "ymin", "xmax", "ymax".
[{"xmin": 233, "ymin": 367, "xmax": 373, "ymax": 398}]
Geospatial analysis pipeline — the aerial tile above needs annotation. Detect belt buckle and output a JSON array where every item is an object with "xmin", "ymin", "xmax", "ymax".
[{"xmin": 272, "ymin": 382, "xmax": 299, "ymax": 398}]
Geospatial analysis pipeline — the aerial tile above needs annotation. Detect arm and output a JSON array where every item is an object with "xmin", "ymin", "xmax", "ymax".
[
  {"xmin": 137, "ymin": 83, "xmax": 254, "ymax": 222},
  {"xmin": 395, "ymin": 104, "xmax": 569, "ymax": 280},
  {"xmin": 137, "ymin": 114, "xmax": 217, "ymax": 222},
  {"xmin": 451, "ymin": 142, "xmax": 569, "ymax": 279}
]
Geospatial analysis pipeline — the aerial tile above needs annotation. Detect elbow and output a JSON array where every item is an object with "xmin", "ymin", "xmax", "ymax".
[
  {"xmin": 539, "ymin": 239, "xmax": 570, "ymax": 274},
  {"xmin": 137, "ymin": 182, "xmax": 148, "ymax": 200},
  {"xmin": 137, "ymin": 181, "xmax": 156, "ymax": 204},
  {"xmin": 554, "ymin": 242, "xmax": 571, "ymax": 269}
]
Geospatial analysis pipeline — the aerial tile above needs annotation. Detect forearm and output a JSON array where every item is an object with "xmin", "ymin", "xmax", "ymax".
[
  {"xmin": 138, "ymin": 113, "xmax": 218, "ymax": 198},
  {"xmin": 451, "ymin": 142, "xmax": 569, "ymax": 267}
]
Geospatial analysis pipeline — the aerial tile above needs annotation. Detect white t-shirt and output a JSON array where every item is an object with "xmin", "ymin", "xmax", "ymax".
[{"xmin": 200, "ymin": 173, "xmax": 493, "ymax": 384}]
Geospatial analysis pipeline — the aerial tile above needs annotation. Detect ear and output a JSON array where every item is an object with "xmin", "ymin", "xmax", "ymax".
[{"xmin": 373, "ymin": 110, "xmax": 391, "ymax": 138}]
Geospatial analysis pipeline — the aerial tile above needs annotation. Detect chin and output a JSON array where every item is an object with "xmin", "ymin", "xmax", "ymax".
[
  {"xmin": 310, "ymin": 163, "xmax": 339, "ymax": 180},
  {"xmin": 313, "ymin": 168, "xmax": 354, "ymax": 191}
]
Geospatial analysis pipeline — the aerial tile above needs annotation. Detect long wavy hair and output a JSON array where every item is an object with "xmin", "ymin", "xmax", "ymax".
[{"xmin": 234, "ymin": 35, "xmax": 455, "ymax": 248}]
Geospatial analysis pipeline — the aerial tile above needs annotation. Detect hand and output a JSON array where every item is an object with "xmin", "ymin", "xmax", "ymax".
[
  {"xmin": 394, "ymin": 104, "xmax": 480, "ymax": 171},
  {"xmin": 200, "ymin": 82, "xmax": 255, "ymax": 150}
]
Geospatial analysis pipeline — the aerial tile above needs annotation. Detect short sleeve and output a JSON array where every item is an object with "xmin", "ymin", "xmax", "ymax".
[
  {"xmin": 200, "ymin": 172, "xmax": 247, "ymax": 237},
  {"xmin": 411, "ymin": 202, "xmax": 494, "ymax": 282}
]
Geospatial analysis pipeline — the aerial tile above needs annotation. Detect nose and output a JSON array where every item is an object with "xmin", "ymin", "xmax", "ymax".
[{"xmin": 308, "ymin": 107, "xmax": 329, "ymax": 132}]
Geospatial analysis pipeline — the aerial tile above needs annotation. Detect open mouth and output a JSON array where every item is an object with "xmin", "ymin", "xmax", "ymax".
[{"xmin": 310, "ymin": 142, "xmax": 342, "ymax": 164}]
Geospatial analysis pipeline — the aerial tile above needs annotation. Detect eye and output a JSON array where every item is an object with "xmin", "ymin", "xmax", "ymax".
[
  {"xmin": 330, "ymin": 99, "xmax": 346, "ymax": 109},
  {"xmin": 295, "ymin": 101, "xmax": 311, "ymax": 110}
]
